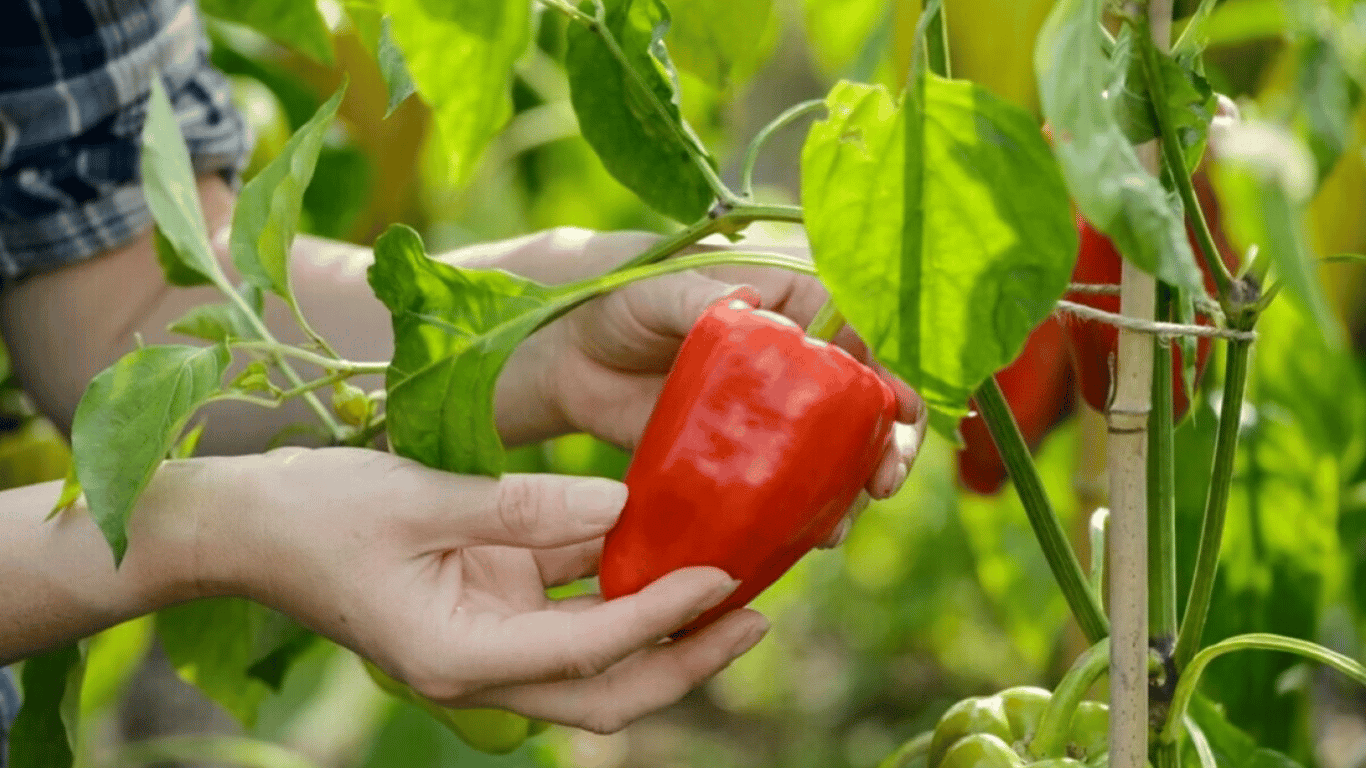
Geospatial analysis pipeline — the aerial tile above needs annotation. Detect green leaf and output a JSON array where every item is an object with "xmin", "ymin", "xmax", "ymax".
[
  {"xmin": 47, "ymin": 464, "xmax": 82, "ymax": 519},
  {"xmin": 1209, "ymin": 122, "xmax": 1342, "ymax": 345},
  {"xmin": 199, "ymin": 0, "xmax": 334, "ymax": 65},
  {"xmin": 800, "ymin": 78, "xmax": 1076, "ymax": 429},
  {"xmin": 153, "ymin": 226, "xmax": 211, "ymax": 287},
  {"xmin": 1192, "ymin": 0, "xmax": 1287, "ymax": 48},
  {"xmin": 141, "ymin": 79, "xmax": 225, "ymax": 291},
  {"xmin": 1293, "ymin": 35, "xmax": 1362, "ymax": 184},
  {"xmin": 1114, "ymin": 34, "xmax": 1215, "ymax": 175},
  {"xmin": 1035, "ymin": 0, "xmax": 1206, "ymax": 298},
  {"xmin": 665, "ymin": 0, "xmax": 774, "ymax": 89},
  {"xmin": 158, "ymin": 598, "xmax": 273, "ymax": 728},
  {"xmin": 378, "ymin": 17, "xmax": 417, "ymax": 117},
  {"xmin": 71, "ymin": 345, "xmax": 230, "ymax": 562},
  {"xmin": 170, "ymin": 421, "xmax": 207, "ymax": 460},
  {"xmin": 231, "ymin": 85, "xmax": 346, "ymax": 305},
  {"xmin": 566, "ymin": 0, "xmax": 718, "ymax": 223},
  {"xmin": 167, "ymin": 301, "xmax": 261, "ymax": 343},
  {"xmin": 369, "ymin": 225, "xmax": 571, "ymax": 475},
  {"xmin": 9, "ymin": 643, "xmax": 83, "ymax": 768},
  {"xmin": 246, "ymin": 622, "xmax": 320, "ymax": 691},
  {"xmin": 382, "ymin": 0, "xmax": 529, "ymax": 184}
]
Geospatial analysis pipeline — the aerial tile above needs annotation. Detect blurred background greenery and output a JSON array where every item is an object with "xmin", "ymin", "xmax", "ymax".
[{"xmin": 5, "ymin": 0, "xmax": 1366, "ymax": 766}]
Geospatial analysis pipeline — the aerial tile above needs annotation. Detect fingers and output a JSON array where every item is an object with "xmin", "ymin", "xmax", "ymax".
[
  {"xmin": 416, "ymin": 473, "xmax": 629, "ymax": 550},
  {"xmin": 414, "ymin": 567, "xmax": 739, "ymax": 698},
  {"xmin": 457, "ymin": 609, "xmax": 769, "ymax": 734},
  {"xmin": 534, "ymin": 538, "xmax": 603, "ymax": 587}
]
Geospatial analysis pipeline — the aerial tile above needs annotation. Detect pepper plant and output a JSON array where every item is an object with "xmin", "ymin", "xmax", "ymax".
[{"xmin": 9, "ymin": 0, "xmax": 1366, "ymax": 767}]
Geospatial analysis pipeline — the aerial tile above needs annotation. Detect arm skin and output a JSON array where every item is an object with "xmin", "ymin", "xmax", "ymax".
[{"xmin": 0, "ymin": 175, "xmax": 925, "ymax": 731}]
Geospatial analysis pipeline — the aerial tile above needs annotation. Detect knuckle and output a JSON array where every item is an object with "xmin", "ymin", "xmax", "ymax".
[
  {"xmin": 495, "ymin": 477, "xmax": 544, "ymax": 542},
  {"xmin": 578, "ymin": 706, "xmax": 630, "ymax": 735}
]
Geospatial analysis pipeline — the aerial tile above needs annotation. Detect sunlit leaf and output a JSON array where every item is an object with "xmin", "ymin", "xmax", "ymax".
[
  {"xmin": 382, "ymin": 0, "xmax": 529, "ymax": 184},
  {"xmin": 71, "ymin": 345, "xmax": 230, "ymax": 562},
  {"xmin": 565, "ymin": 0, "xmax": 717, "ymax": 223},
  {"xmin": 801, "ymin": 78, "xmax": 1075, "ymax": 433}
]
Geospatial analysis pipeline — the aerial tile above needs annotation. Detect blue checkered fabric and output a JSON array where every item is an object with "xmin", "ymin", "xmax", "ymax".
[
  {"xmin": 0, "ymin": 0, "xmax": 249, "ymax": 285},
  {"xmin": 0, "ymin": 667, "xmax": 17, "ymax": 768}
]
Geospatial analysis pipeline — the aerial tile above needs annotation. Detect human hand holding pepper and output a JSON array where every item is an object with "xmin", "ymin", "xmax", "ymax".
[{"xmin": 484, "ymin": 228, "xmax": 929, "ymax": 542}]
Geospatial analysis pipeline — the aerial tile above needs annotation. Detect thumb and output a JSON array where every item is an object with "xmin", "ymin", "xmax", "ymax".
[
  {"xmin": 445, "ymin": 473, "xmax": 630, "ymax": 549},
  {"xmin": 632, "ymin": 271, "xmax": 761, "ymax": 338}
]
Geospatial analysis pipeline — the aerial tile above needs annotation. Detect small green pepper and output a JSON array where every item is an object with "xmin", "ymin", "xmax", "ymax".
[{"xmin": 927, "ymin": 686, "xmax": 1110, "ymax": 768}]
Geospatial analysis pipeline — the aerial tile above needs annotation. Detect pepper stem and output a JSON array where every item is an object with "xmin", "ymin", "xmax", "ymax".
[
  {"xmin": 805, "ymin": 301, "xmax": 845, "ymax": 341},
  {"xmin": 1027, "ymin": 638, "xmax": 1111, "ymax": 760}
]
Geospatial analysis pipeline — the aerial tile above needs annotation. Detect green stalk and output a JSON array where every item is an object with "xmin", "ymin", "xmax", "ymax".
[
  {"xmin": 975, "ymin": 377, "xmax": 1110, "ymax": 642},
  {"xmin": 1172, "ymin": 336, "xmax": 1253, "ymax": 670},
  {"xmin": 741, "ymin": 99, "xmax": 826, "ymax": 199},
  {"xmin": 923, "ymin": 0, "xmax": 951, "ymax": 79},
  {"xmin": 1149, "ymin": 292, "xmax": 1178, "ymax": 641},
  {"xmin": 1159, "ymin": 633, "xmax": 1366, "ymax": 744},
  {"xmin": 1149, "ymin": 318, "xmax": 1180, "ymax": 768},
  {"xmin": 1028, "ymin": 638, "xmax": 1111, "ymax": 759},
  {"xmin": 1135, "ymin": 25, "xmax": 1234, "ymax": 299},
  {"xmin": 805, "ymin": 302, "xmax": 845, "ymax": 341},
  {"xmin": 616, "ymin": 203, "xmax": 804, "ymax": 273}
]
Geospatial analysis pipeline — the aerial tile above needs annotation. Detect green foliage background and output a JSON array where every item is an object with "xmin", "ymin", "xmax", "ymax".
[{"xmin": 5, "ymin": 0, "xmax": 1366, "ymax": 767}]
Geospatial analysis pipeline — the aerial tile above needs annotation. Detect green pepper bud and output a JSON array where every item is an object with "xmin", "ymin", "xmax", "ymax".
[
  {"xmin": 938, "ymin": 733, "xmax": 1028, "ymax": 768},
  {"xmin": 929, "ymin": 697, "xmax": 1013, "ymax": 768}
]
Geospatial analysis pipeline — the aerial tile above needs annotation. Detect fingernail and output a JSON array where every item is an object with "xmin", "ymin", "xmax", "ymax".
[
  {"xmin": 730, "ymin": 615, "xmax": 770, "ymax": 657},
  {"xmin": 881, "ymin": 461, "xmax": 908, "ymax": 498},
  {"xmin": 828, "ymin": 517, "xmax": 853, "ymax": 548},
  {"xmin": 703, "ymin": 576, "xmax": 742, "ymax": 607},
  {"xmin": 565, "ymin": 478, "xmax": 629, "ymax": 528}
]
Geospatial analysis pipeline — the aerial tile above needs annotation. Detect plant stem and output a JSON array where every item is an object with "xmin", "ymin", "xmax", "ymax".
[
  {"xmin": 1149, "ymin": 292, "xmax": 1178, "ymax": 641},
  {"xmin": 542, "ymin": 0, "xmax": 740, "ymax": 207},
  {"xmin": 740, "ymin": 99, "xmax": 826, "ymax": 199},
  {"xmin": 1159, "ymin": 633, "xmax": 1366, "ymax": 744},
  {"xmin": 1088, "ymin": 507, "xmax": 1110, "ymax": 595},
  {"xmin": 805, "ymin": 302, "xmax": 845, "ymax": 341},
  {"xmin": 922, "ymin": 0, "xmax": 951, "ymax": 79},
  {"xmin": 233, "ymin": 342, "xmax": 388, "ymax": 375},
  {"xmin": 1028, "ymin": 638, "xmax": 1111, "ymax": 759},
  {"xmin": 616, "ymin": 203, "xmax": 804, "ymax": 273},
  {"xmin": 1135, "ymin": 23, "xmax": 1234, "ymax": 299},
  {"xmin": 974, "ymin": 376, "xmax": 1109, "ymax": 643},
  {"xmin": 1173, "ymin": 335, "xmax": 1253, "ymax": 670}
]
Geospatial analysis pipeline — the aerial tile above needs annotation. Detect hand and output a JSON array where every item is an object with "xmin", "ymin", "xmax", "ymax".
[
  {"xmin": 485, "ymin": 228, "xmax": 929, "ymax": 543},
  {"xmin": 213, "ymin": 447, "xmax": 768, "ymax": 733}
]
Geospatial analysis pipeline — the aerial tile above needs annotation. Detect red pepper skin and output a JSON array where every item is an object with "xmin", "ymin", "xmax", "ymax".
[
  {"xmin": 1063, "ymin": 173, "xmax": 1238, "ymax": 418},
  {"xmin": 956, "ymin": 316, "xmax": 1074, "ymax": 495},
  {"xmin": 598, "ymin": 299, "xmax": 897, "ymax": 635}
]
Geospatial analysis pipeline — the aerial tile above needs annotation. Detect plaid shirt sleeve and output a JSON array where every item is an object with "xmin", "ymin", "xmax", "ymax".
[
  {"xmin": 0, "ymin": 667, "xmax": 16, "ymax": 768},
  {"xmin": 0, "ymin": 0, "xmax": 250, "ymax": 285}
]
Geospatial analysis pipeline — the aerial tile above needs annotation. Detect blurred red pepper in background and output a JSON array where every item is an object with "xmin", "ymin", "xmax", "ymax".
[
  {"xmin": 1062, "ymin": 172, "xmax": 1239, "ymax": 419},
  {"xmin": 599, "ymin": 298, "xmax": 897, "ymax": 635},
  {"xmin": 956, "ymin": 316, "xmax": 1075, "ymax": 495}
]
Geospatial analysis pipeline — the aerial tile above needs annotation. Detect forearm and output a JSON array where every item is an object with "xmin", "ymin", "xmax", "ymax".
[{"xmin": 0, "ymin": 459, "xmax": 234, "ymax": 664}]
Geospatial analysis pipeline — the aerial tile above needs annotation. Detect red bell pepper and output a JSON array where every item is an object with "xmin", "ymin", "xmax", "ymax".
[
  {"xmin": 598, "ymin": 298, "xmax": 897, "ymax": 635},
  {"xmin": 1063, "ymin": 172, "xmax": 1238, "ymax": 419},
  {"xmin": 956, "ymin": 316, "xmax": 1075, "ymax": 495}
]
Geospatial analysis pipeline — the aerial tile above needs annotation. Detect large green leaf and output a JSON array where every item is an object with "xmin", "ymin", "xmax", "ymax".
[
  {"xmin": 666, "ymin": 0, "xmax": 775, "ymax": 89},
  {"xmin": 71, "ymin": 345, "xmax": 230, "ymax": 562},
  {"xmin": 369, "ymin": 225, "xmax": 570, "ymax": 476},
  {"xmin": 199, "ymin": 0, "xmax": 334, "ymax": 64},
  {"xmin": 9, "ymin": 644, "xmax": 83, "ymax": 768},
  {"xmin": 231, "ymin": 86, "xmax": 345, "ymax": 305},
  {"xmin": 158, "ymin": 599, "xmax": 272, "ymax": 728},
  {"xmin": 140, "ymin": 80, "xmax": 226, "ymax": 291},
  {"xmin": 382, "ymin": 0, "xmax": 529, "ymax": 185},
  {"xmin": 1035, "ymin": 0, "xmax": 1205, "ymax": 297},
  {"xmin": 565, "ymin": 0, "xmax": 717, "ymax": 223},
  {"xmin": 801, "ymin": 78, "xmax": 1075, "ymax": 433},
  {"xmin": 802, "ymin": 0, "xmax": 892, "ymax": 78}
]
